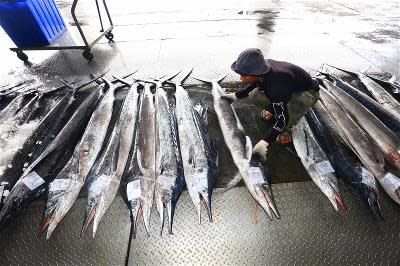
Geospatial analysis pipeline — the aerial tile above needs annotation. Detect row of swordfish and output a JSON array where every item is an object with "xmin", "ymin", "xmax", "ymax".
[
  {"xmin": 293, "ymin": 65, "xmax": 400, "ymax": 218},
  {"xmin": 0, "ymin": 69, "xmax": 280, "ymax": 239}
]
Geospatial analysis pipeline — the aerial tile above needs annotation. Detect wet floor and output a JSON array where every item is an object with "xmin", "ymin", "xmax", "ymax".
[{"xmin": 0, "ymin": 0, "xmax": 399, "ymax": 264}]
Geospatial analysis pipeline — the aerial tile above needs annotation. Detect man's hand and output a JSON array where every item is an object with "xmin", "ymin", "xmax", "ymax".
[
  {"xmin": 276, "ymin": 133, "xmax": 292, "ymax": 144},
  {"xmin": 220, "ymin": 92, "xmax": 238, "ymax": 103},
  {"xmin": 252, "ymin": 140, "xmax": 269, "ymax": 161},
  {"xmin": 261, "ymin": 110, "xmax": 273, "ymax": 121}
]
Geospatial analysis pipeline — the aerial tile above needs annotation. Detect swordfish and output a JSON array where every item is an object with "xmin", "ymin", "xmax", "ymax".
[
  {"xmin": 320, "ymin": 72, "xmax": 400, "ymax": 135},
  {"xmin": 0, "ymin": 87, "xmax": 104, "ymax": 231},
  {"xmin": 81, "ymin": 84, "xmax": 140, "ymax": 237},
  {"xmin": 37, "ymin": 79, "xmax": 115, "ymax": 239},
  {"xmin": 306, "ymin": 102, "xmax": 381, "ymax": 217},
  {"xmin": 173, "ymin": 75, "xmax": 219, "ymax": 223},
  {"xmin": 193, "ymin": 76, "xmax": 280, "ymax": 220},
  {"xmin": 322, "ymin": 79, "xmax": 400, "ymax": 171},
  {"xmin": 154, "ymin": 77, "xmax": 185, "ymax": 234},
  {"xmin": 124, "ymin": 83, "xmax": 156, "ymax": 236},
  {"xmin": 319, "ymin": 85, "xmax": 400, "ymax": 205},
  {"xmin": 292, "ymin": 117, "xmax": 345, "ymax": 211}
]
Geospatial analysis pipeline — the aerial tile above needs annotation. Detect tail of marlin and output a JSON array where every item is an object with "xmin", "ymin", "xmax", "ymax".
[
  {"xmin": 192, "ymin": 73, "xmax": 228, "ymax": 84},
  {"xmin": 173, "ymin": 69, "xmax": 193, "ymax": 86}
]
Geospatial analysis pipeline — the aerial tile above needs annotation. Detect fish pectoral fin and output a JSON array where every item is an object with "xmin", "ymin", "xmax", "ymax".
[
  {"xmin": 245, "ymin": 136, "xmax": 253, "ymax": 162},
  {"xmin": 214, "ymin": 172, "xmax": 242, "ymax": 194},
  {"xmin": 188, "ymin": 146, "xmax": 195, "ymax": 167}
]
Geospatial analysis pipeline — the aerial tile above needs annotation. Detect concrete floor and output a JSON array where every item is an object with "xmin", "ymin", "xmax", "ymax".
[{"xmin": 0, "ymin": 0, "xmax": 399, "ymax": 265}]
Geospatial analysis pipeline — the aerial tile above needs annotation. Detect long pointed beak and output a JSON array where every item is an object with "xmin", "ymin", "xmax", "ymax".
[
  {"xmin": 166, "ymin": 202, "xmax": 173, "ymax": 235},
  {"xmin": 261, "ymin": 184, "xmax": 281, "ymax": 219},
  {"xmin": 81, "ymin": 205, "xmax": 97, "ymax": 238},
  {"xmin": 330, "ymin": 185, "xmax": 346, "ymax": 211},
  {"xmin": 129, "ymin": 202, "xmax": 142, "ymax": 239},
  {"xmin": 37, "ymin": 212, "xmax": 54, "ymax": 238},
  {"xmin": 200, "ymin": 192, "xmax": 213, "ymax": 222}
]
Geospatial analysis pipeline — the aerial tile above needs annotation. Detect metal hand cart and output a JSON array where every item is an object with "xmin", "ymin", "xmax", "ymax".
[{"xmin": 10, "ymin": 0, "xmax": 114, "ymax": 62}]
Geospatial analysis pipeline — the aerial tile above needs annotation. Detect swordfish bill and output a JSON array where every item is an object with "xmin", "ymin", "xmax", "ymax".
[
  {"xmin": 81, "ymin": 83, "xmax": 140, "ymax": 237},
  {"xmin": 173, "ymin": 72, "xmax": 218, "ymax": 223},
  {"xmin": 322, "ymin": 79, "xmax": 400, "ymax": 171},
  {"xmin": 193, "ymin": 75, "xmax": 280, "ymax": 220},
  {"xmin": 0, "ymin": 87, "xmax": 103, "ymax": 232},
  {"xmin": 319, "ymin": 86, "xmax": 400, "ymax": 205},
  {"xmin": 37, "ymin": 79, "xmax": 115, "ymax": 239}
]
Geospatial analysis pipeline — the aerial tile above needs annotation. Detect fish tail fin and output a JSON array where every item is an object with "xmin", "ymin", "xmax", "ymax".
[
  {"xmin": 37, "ymin": 211, "xmax": 53, "ymax": 238},
  {"xmin": 214, "ymin": 172, "xmax": 242, "ymax": 195},
  {"xmin": 175, "ymin": 69, "xmax": 193, "ymax": 85},
  {"xmin": 192, "ymin": 73, "xmax": 228, "ymax": 84}
]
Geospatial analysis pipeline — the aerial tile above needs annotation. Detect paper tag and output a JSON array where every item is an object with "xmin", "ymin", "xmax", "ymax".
[
  {"xmin": 90, "ymin": 174, "xmax": 112, "ymax": 195},
  {"xmin": 248, "ymin": 167, "xmax": 265, "ymax": 185},
  {"xmin": 315, "ymin": 160, "xmax": 335, "ymax": 175},
  {"xmin": 381, "ymin": 172, "xmax": 400, "ymax": 190},
  {"xmin": 22, "ymin": 171, "xmax": 45, "ymax": 190},
  {"xmin": 0, "ymin": 186, "xmax": 4, "ymax": 199},
  {"xmin": 49, "ymin": 179, "xmax": 72, "ymax": 192},
  {"xmin": 127, "ymin": 180, "xmax": 141, "ymax": 201}
]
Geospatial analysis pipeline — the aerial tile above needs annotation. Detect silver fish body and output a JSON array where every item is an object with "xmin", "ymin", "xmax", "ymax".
[
  {"xmin": 307, "ymin": 101, "xmax": 381, "ymax": 217},
  {"xmin": 323, "ymin": 79, "xmax": 400, "ymax": 170},
  {"xmin": 175, "ymin": 83, "xmax": 217, "ymax": 223},
  {"xmin": 155, "ymin": 87, "xmax": 184, "ymax": 234},
  {"xmin": 82, "ymin": 84, "xmax": 140, "ymax": 237},
  {"xmin": 0, "ymin": 88, "xmax": 103, "ymax": 231},
  {"xmin": 38, "ymin": 82, "xmax": 115, "ymax": 239},
  {"xmin": 356, "ymin": 72, "xmax": 400, "ymax": 118},
  {"xmin": 293, "ymin": 117, "xmax": 345, "ymax": 211},
  {"xmin": 319, "ymin": 85, "xmax": 400, "ymax": 205},
  {"xmin": 208, "ymin": 80, "xmax": 280, "ymax": 219}
]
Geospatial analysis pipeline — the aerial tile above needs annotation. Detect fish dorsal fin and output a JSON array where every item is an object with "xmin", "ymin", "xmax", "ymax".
[{"xmin": 245, "ymin": 136, "xmax": 252, "ymax": 162}]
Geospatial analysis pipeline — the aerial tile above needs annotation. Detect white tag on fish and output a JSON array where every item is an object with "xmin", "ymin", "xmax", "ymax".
[
  {"xmin": 0, "ymin": 185, "xmax": 4, "ymax": 199},
  {"xmin": 49, "ymin": 179, "xmax": 72, "ymax": 192},
  {"xmin": 22, "ymin": 171, "xmax": 45, "ymax": 190},
  {"xmin": 315, "ymin": 160, "xmax": 335, "ymax": 175},
  {"xmin": 90, "ymin": 174, "xmax": 112, "ymax": 195},
  {"xmin": 381, "ymin": 172, "xmax": 400, "ymax": 191},
  {"xmin": 248, "ymin": 167, "xmax": 265, "ymax": 185},
  {"xmin": 127, "ymin": 180, "xmax": 141, "ymax": 201}
]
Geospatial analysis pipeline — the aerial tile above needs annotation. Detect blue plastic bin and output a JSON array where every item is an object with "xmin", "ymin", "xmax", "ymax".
[{"xmin": 0, "ymin": 0, "xmax": 66, "ymax": 47}]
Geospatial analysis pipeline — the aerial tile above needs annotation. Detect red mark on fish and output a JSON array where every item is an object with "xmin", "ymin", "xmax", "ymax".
[{"xmin": 387, "ymin": 147, "xmax": 400, "ymax": 162}]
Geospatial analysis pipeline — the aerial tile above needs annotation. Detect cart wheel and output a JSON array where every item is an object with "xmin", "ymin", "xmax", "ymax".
[
  {"xmin": 16, "ymin": 51, "xmax": 28, "ymax": 62},
  {"xmin": 105, "ymin": 32, "xmax": 114, "ymax": 41},
  {"xmin": 82, "ymin": 49, "xmax": 94, "ymax": 61}
]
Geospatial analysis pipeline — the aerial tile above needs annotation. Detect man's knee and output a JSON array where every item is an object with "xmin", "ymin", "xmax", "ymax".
[{"xmin": 249, "ymin": 89, "xmax": 272, "ymax": 109}]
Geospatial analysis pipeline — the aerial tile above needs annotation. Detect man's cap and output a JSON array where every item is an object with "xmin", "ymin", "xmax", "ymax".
[{"xmin": 231, "ymin": 48, "xmax": 270, "ymax": 76}]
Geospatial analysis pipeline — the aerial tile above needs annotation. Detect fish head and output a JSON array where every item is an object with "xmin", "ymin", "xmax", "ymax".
[
  {"xmin": 81, "ymin": 174, "xmax": 114, "ymax": 237},
  {"xmin": 0, "ymin": 181, "xmax": 45, "ymax": 231},
  {"xmin": 38, "ymin": 179, "xmax": 82, "ymax": 239}
]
